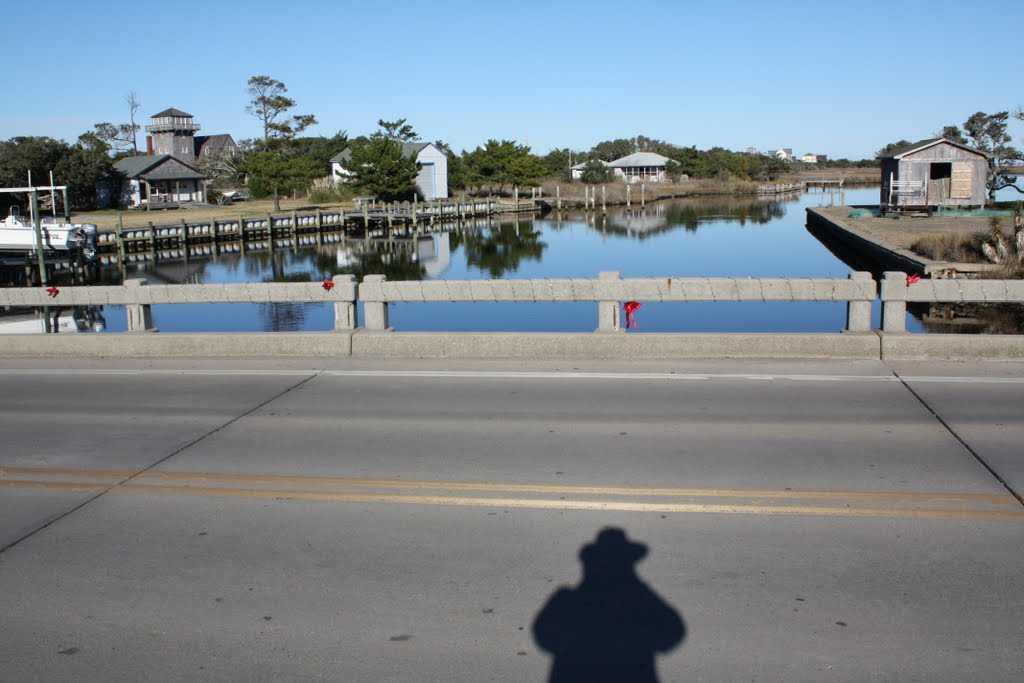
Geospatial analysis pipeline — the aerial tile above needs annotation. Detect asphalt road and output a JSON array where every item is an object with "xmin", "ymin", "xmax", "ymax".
[{"xmin": 1, "ymin": 358, "xmax": 1022, "ymax": 681}]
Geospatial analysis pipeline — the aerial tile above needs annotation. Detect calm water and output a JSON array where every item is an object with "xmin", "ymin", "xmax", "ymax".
[{"xmin": 49, "ymin": 186, "xmax": 1021, "ymax": 334}]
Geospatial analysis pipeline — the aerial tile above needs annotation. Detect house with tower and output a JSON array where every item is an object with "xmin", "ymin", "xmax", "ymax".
[{"xmin": 104, "ymin": 108, "xmax": 237, "ymax": 209}]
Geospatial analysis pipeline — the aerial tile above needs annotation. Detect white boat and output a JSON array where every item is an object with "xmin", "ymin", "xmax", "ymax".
[{"xmin": 0, "ymin": 206, "xmax": 98, "ymax": 260}]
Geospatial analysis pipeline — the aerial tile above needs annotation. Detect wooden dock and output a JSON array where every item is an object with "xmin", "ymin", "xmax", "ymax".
[{"xmin": 96, "ymin": 198, "xmax": 540, "ymax": 266}]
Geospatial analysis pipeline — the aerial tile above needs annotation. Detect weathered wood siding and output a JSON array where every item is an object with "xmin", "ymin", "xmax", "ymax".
[{"xmin": 881, "ymin": 141, "xmax": 988, "ymax": 208}]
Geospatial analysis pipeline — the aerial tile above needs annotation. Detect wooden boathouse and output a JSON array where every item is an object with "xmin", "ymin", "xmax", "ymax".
[{"xmin": 879, "ymin": 138, "xmax": 989, "ymax": 214}]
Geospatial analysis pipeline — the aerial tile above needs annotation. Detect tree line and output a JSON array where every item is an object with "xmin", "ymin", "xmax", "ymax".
[{"xmin": 4, "ymin": 75, "xmax": 1019, "ymax": 212}]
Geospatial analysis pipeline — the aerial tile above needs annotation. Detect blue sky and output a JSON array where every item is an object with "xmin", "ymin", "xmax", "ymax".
[{"xmin": 5, "ymin": 0, "xmax": 1022, "ymax": 160}]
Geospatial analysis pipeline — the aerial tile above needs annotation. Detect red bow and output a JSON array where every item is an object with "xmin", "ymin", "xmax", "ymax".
[
  {"xmin": 906, "ymin": 274, "xmax": 921, "ymax": 286},
  {"xmin": 322, "ymin": 279, "xmax": 335, "ymax": 291},
  {"xmin": 623, "ymin": 301, "xmax": 642, "ymax": 329},
  {"xmin": 46, "ymin": 286, "xmax": 59, "ymax": 298}
]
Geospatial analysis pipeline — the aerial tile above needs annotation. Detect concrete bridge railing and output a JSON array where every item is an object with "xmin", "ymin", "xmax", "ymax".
[
  {"xmin": 880, "ymin": 271, "xmax": 1024, "ymax": 332},
  {"xmin": 0, "ymin": 272, "xmax": 878, "ymax": 334},
  {"xmin": 358, "ymin": 271, "xmax": 877, "ymax": 333},
  {"xmin": 3, "ymin": 271, "xmax": 1024, "ymax": 360}
]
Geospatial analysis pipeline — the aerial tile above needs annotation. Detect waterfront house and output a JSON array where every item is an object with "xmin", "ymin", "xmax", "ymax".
[
  {"xmin": 572, "ymin": 152, "xmax": 673, "ymax": 183},
  {"xmin": 98, "ymin": 108, "xmax": 237, "ymax": 208},
  {"xmin": 110, "ymin": 155, "xmax": 206, "ymax": 208},
  {"xmin": 609, "ymin": 152, "xmax": 671, "ymax": 183},
  {"xmin": 142, "ymin": 108, "xmax": 237, "ymax": 163},
  {"xmin": 331, "ymin": 142, "xmax": 449, "ymax": 200},
  {"xmin": 879, "ymin": 138, "xmax": 989, "ymax": 212}
]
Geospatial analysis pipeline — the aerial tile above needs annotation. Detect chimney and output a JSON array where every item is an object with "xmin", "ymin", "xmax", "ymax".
[{"xmin": 146, "ymin": 135, "xmax": 154, "ymax": 155}]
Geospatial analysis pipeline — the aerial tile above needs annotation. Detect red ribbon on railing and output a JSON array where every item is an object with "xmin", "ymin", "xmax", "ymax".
[
  {"xmin": 322, "ymin": 279, "xmax": 335, "ymax": 291},
  {"xmin": 906, "ymin": 274, "xmax": 921, "ymax": 286},
  {"xmin": 46, "ymin": 286, "xmax": 59, "ymax": 298},
  {"xmin": 623, "ymin": 301, "xmax": 642, "ymax": 329}
]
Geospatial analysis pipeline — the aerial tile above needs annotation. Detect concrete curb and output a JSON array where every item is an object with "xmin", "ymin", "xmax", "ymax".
[
  {"xmin": 0, "ymin": 332, "xmax": 354, "ymax": 358},
  {"xmin": 349, "ymin": 332, "xmax": 881, "ymax": 360},
  {"xmin": 5, "ymin": 330, "xmax": 1023, "ymax": 361},
  {"xmin": 879, "ymin": 332, "xmax": 1024, "ymax": 361}
]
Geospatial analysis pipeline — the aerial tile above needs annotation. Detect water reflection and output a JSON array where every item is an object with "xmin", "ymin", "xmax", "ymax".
[
  {"xmin": 14, "ymin": 188, "xmax": 1020, "ymax": 334},
  {"xmin": 449, "ymin": 219, "xmax": 546, "ymax": 278},
  {"xmin": 913, "ymin": 302, "xmax": 1024, "ymax": 335},
  {"xmin": 0, "ymin": 305, "xmax": 105, "ymax": 334}
]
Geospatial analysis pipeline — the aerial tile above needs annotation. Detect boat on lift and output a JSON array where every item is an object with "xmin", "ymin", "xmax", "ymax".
[{"xmin": 0, "ymin": 205, "xmax": 98, "ymax": 260}]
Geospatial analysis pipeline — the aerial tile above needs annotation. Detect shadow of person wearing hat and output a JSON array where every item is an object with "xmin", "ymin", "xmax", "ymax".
[{"xmin": 533, "ymin": 527, "xmax": 686, "ymax": 682}]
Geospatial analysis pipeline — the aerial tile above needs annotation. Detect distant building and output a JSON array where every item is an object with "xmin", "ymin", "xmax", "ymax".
[
  {"xmin": 100, "ymin": 108, "xmax": 237, "ymax": 208},
  {"xmin": 608, "ymin": 152, "xmax": 672, "ymax": 183},
  {"xmin": 569, "ymin": 159, "xmax": 612, "ymax": 180},
  {"xmin": 571, "ymin": 152, "xmax": 673, "ymax": 183},
  {"xmin": 879, "ymin": 138, "xmax": 990, "ymax": 212},
  {"xmin": 800, "ymin": 153, "xmax": 819, "ymax": 164},
  {"xmin": 772, "ymin": 148, "xmax": 794, "ymax": 161},
  {"xmin": 331, "ymin": 142, "xmax": 449, "ymax": 200},
  {"xmin": 144, "ymin": 108, "xmax": 238, "ymax": 163}
]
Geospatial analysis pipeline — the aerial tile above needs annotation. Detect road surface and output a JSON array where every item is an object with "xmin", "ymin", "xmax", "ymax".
[{"xmin": 1, "ymin": 358, "xmax": 1022, "ymax": 681}]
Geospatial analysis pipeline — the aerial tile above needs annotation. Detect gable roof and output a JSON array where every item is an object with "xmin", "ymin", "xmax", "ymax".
[
  {"xmin": 330, "ymin": 141, "xmax": 435, "ymax": 164},
  {"xmin": 883, "ymin": 137, "xmax": 990, "ymax": 159},
  {"xmin": 151, "ymin": 107, "xmax": 193, "ymax": 118},
  {"xmin": 194, "ymin": 134, "xmax": 237, "ymax": 156},
  {"xmin": 608, "ymin": 152, "xmax": 671, "ymax": 168},
  {"xmin": 114, "ymin": 155, "xmax": 204, "ymax": 180},
  {"xmin": 571, "ymin": 159, "xmax": 612, "ymax": 170}
]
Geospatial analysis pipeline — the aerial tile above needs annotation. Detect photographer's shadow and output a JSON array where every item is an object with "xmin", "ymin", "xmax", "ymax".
[{"xmin": 532, "ymin": 527, "xmax": 686, "ymax": 682}]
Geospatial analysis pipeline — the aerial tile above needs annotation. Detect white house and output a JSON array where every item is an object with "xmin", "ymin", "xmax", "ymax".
[
  {"xmin": 609, "ymin": 152, "xmax": 672, "ymax": 183},
  {"xmin": 331, "ymin": 142, "xmax": 449, "ymax": 200},
  {"xmin": 571, "ymin": 152, "xmax": 673, "ymax": 183},
  {"xmin": 569, "ymin": 159, "xmax": 612, "ymax": 180},
  {"xmin": 800, "ymin": 153, "xmax": 819, "ymax": 164}
]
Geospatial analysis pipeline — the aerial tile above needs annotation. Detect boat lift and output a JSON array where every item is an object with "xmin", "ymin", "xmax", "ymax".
[{"xmin": 1, "ymin": 179, "xmax": 73, "ymax": 286}]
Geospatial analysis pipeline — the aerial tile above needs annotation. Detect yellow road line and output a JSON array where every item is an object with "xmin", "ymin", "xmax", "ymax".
[
  {"xmin": 2, "ymin": 467, "xmax": 1023, "ymax": 520},
  {"xmin": 0, "ymin": 466, "xmax": 1014, "ymax": 505},
  {"xmin": 112, "ymin": 483, "xmax": 1024, "ymax": 520}
]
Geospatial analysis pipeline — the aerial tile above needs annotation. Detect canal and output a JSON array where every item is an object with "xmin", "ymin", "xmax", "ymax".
[{"xmin": 11, "ymin": 187, "xmax": 1024, "ymax": 334}]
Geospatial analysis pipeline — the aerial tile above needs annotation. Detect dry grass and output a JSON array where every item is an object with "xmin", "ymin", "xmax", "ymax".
[
  {"xmin": 535, "ymin": 178, "xmax": 763, "ymax": 206},
  {"xmin": 70, "ymin": 196, "xmax": 356, "ymax": 232},
  {"xmin": 910, "ymin": 233, "xmax": 984, "ymax": 262}
]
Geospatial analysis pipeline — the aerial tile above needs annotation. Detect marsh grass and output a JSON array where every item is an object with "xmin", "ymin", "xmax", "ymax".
[
  {"xmin": 910, "ymin": 233, "xmax": 987, "ymax": 262},
  {"xmin": 913, "ymin": 210, "xmax": 1023, "ymax": 277}
]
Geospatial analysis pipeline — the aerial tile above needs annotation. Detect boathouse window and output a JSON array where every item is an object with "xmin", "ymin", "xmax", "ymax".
[{"xmin": 930, "ymin": 163, "xmax": 952, "ymax": 180}]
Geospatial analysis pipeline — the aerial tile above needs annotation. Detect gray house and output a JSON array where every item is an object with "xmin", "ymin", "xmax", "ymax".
[
  {"xmin": 111, "ymin": 155, "xmax": 206, "ymax": 208},
  {"xmin": 879, "ymin": 138, "xmax": 989, "ymax": 213}
]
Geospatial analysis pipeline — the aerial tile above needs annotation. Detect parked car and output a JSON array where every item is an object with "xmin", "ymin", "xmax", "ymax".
[{"xmin": 220, "ymin": 190, "xmax": 251, "ymax": 203}]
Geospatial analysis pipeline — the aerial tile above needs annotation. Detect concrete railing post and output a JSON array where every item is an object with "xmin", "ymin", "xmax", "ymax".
[
  {"xmin": 125, "ymin": 278, "xmax": 155, "ymax": 332},
  {"xmin": 332, "ymin": 274, "xmax": 357, "ymax": 330},
  {"xmin": 597, "ymin": 271, "xmax": 622, "ymax": 332},
  {"xmin": 845, "ymin": 271, "xmax": 874, "ymax": 332},
  {"xmin": 881, "ymin": 271, "xmax": 908, "ymax": 333},
  {"xmin": 362, "ymin": 274, "xmax": 390, "ymax": 331}
]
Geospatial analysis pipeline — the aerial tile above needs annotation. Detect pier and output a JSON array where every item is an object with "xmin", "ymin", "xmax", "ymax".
[{"xmin": 95, "ymin": 197, "xmax": 540, "ymax": 267}]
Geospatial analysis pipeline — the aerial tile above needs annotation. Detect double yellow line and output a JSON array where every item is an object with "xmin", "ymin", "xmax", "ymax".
[{"xmin": 2, "ymin": 466, "xmax": 1022, "ymax": 520}]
